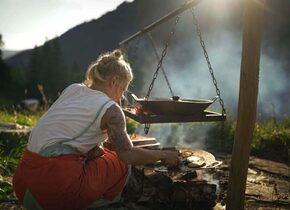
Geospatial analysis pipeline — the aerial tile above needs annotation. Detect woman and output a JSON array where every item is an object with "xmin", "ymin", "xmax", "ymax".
[{"xmin": 13, "ymin": 49, "xmax": 179, "ymax": 210}]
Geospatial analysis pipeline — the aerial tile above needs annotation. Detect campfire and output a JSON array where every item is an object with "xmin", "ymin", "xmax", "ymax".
[{"xmin": 127, "ymin": 135, "xmax": 223, "ymax": 209}]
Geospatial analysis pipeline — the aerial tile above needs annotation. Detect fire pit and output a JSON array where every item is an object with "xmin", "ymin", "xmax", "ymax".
[{"xmin": 130, "ymin": 147, "xmax": 222, "ymax": 209}]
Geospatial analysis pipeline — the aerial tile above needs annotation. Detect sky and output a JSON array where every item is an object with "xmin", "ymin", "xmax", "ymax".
[{"xmin": 0, "ymin": 0, "xmax": 133, "ymax": 51}]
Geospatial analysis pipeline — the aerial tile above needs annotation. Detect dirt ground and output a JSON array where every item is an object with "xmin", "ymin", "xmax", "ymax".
[{"xmin": 216, "ymin": 155, "xmax": 290, "ymax": 210}]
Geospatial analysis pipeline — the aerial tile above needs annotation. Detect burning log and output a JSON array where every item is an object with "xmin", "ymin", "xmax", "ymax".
[{"xmin": 171, "ymin": 181, "xmax": 217, "ymax": 203}]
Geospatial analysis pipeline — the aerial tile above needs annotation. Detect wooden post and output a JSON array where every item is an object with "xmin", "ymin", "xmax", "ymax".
[{"xmin": 226, "ymin": 0, "xmax": 265, "ymax": 210}]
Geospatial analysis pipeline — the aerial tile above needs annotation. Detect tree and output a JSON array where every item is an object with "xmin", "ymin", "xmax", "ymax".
[
  {"xmin": 48, "ymin": 38, "xmax": 69, "ymax": 98},
  {"xmin": 26, "ymin": 38, "xmax": 69, "ymax": 101},
  {"xmin": 70, "ymin": 62, "xmax": 83, "ymax": 83},
  {"xmin": 0, "ymin": 34, "xmax": 4, "ymax": 50},
  {"xmin": 26, "ymin": 45, "xmax": 42, "ymax": 99},
  {"xmin": 0, "ymin": 34, "xmax": 11, "ymax": 90}
]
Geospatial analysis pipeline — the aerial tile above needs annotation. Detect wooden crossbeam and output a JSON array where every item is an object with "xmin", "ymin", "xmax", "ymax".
[{"xmin": 119, "ymin": 0, "xmax": 203, "ymax": 46}]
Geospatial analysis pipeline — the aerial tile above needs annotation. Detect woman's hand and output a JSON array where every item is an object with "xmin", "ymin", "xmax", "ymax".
[
  {"xmin": 87, "ymin": 145, "xmax": 104, "ymax": 160},
  {"xmin": 102, "ymin": 139, "xmax": 117, "ymax": 151},
  {"xmin": 160, "ymin": 150, "xmax": 180, "ymax": 166}
]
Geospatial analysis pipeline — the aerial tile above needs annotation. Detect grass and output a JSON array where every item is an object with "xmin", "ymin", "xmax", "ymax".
[
  {"xmin": 0, "ymin": 108, "xmax": 40, "ymax": 202},
  {"xmin": 0, "ymin": 109, "xmax": 43, "ymax": 127},
  {"xmin": 126, "ymin": 117, "xmax": 140, "ymax": 135},
  {"xmin": 0, "ymin": 134, "xmax": 28, "ymax": 203},
  {"xmin": 251, "ymin": 118, "xmax": 290, "ymax": 162},
  {"xmin": 207, "ymin": 117, "xmax": 290, "ymax": 162}
]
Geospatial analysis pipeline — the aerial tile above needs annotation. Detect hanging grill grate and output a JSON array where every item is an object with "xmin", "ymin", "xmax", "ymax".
[
  {"xmin": 123, "ymin": 108, "xmax": 225, "ymax": 124},
  {"xmin": 120, "ymin": 0, "xmax": 226, "ymax": 132}
]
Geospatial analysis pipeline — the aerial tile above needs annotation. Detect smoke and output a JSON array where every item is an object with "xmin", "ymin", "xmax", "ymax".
[
  {"xmin": 135, "ymin": 123, "xmax": 216, "ymax": 149},
  {"xmin": 258, "ymin": 53, "xmax": 290, "ymax": 118},
  {"xmin": 128, "ymin": 0, "xmax": 290, "ymax": 148},
  {"xmin": 133, "ymin": 26, "xmax": 242, "ymax": 118},
  {"xmin": 130, "ymin": 0, "xmax": 289, "ymax": 120}
]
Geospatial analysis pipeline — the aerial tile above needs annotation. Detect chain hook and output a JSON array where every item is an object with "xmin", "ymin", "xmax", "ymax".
[
  {"xmin": 147, "ymin": 32, "xmax": 175, "ymax": 97},
  {"xmin": 190, "ymin": 9, "xmax": 226, "ymax": 116},
  {"xmin": 145, "ymin": 15, "xmax": 180, "ymax": 100}
]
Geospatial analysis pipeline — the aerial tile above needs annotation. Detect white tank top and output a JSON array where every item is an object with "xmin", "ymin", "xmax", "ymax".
[{"xmin": 27, "ymin": 83, "xmax": 115, "ymax": 153}]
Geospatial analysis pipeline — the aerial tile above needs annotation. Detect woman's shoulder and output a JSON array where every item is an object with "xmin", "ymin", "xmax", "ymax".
[
  {"xmin": 61, "ymin": 83, "xmax": 83, "ymax": 94},
  {"xmin": 67, "ymin": 83, "xmax": 84, "ymax": 90}
]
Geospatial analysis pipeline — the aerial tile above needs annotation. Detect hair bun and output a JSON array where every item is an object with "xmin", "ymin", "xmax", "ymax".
[
  {"xmin": 113, "ymin": 49, "xmax": 122, "ymax": 58},
  {"xmin": 98, "ymin": 49, "xmax": 123, "ymax": 66},
  {"xmin": 84, "ymin": 49, "xmax": 133, "ymax": 87}
]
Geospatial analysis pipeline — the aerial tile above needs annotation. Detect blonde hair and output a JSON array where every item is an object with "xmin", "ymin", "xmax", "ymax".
[{"xmin": 84, "ymin": 49, "xmax": 133, "ymax": 87}]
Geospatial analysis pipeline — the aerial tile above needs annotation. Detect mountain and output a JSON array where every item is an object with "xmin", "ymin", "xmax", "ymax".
[
  {"xmin": 6, "ymin": 0, "xmax": 181, "ymax": 70},
  {"xmin": 7, "ymin": 0, "xmax": 290, "ymax": 72},
  {"xmin": 2, "ymin": 50, "xmax": 21, "ymax": 59}
]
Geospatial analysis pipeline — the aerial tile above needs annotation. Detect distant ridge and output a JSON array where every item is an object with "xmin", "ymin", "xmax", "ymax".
[
  {"xmin": 3, "ymin": 50, "xmax": 21, "ymax": 60},
  {"xmin": 6, "ymin": 0, "xmax": 180, "ymax": 71},
  {"xmin": 6, "ymin": 0, "xmax": 290, "ymax": 73}
]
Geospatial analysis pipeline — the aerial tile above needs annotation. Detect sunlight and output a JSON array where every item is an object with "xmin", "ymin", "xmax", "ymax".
[
  {"xmin": 201, "ymin": 0, "xmax": 240, "ymax": 20},
  {"xmin": 1, "ymin": 0, "xmax": 133, "ymax": 50}
]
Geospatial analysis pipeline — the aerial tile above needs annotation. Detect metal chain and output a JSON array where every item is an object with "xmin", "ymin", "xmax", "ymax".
[
  {"xmin": 144, "ymin": 123, "xmax": 150, "ymax": 135},
  {"xmin": 147, "ymin": 32, "xmax": 175, "ymax": 97},
  {"xmin": 190, "ymin": 9, "xmax": 226, "ymax": 115},
  {"xmin": 144, "ymin": 16, "xmax": 180, "ymax": 134},
  {"xmin": 145, "ymin": 15, "xmax": 180, "ymax": 100}
]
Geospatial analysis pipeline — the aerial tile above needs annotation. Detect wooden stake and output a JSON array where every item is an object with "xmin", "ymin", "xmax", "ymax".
[{"xmin": 226, "ymin": 0, "xmax": 265, "ymax": 210}]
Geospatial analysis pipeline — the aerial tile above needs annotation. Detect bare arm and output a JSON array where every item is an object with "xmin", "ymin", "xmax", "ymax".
[
  {"xmin": 102, "ymin": 104, "xmax": 179, "ymax": 165},
  {"xmin": 101, "ymin": 104, "xmax": 133, "ymax": 151}
]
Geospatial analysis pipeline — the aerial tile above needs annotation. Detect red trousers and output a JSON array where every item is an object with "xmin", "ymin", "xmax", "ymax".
[{"xmin": 13, "ymin": 148, "xmax": 128, "ymax": 210}]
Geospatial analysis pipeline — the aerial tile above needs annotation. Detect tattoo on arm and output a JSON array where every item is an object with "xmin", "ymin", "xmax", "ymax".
[{"xmin": 103, "ymin": 104, "xmax": 133, "ymax": 152}]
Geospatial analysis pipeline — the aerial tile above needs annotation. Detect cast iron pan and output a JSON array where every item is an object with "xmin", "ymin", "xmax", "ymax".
[{"xmin": 132, "ymin": 94, "xmax": 217, "ymax": 115}]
